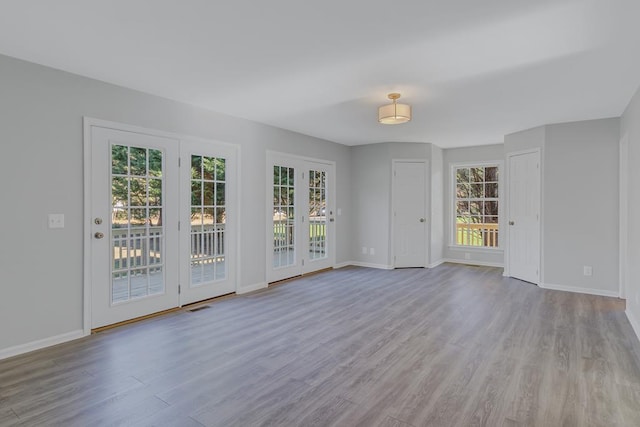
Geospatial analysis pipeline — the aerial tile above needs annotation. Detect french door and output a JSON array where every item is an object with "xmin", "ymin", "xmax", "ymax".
[
  {"xmin": 267, "ymin": 153, "xmax": 335, "ymax": 283},
  {"xmin": 179, "ymin": 140, "xmax": 236, "ymax": 305},
  {"xmin": 90, "ymin": 126, "xmax": 180, "ymax": 328},
  {"xmin": 88, "ymin": 122, "xmax": 237, "ymax": 329}
]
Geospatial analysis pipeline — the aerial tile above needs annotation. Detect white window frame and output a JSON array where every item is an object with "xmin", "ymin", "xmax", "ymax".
[{"xmin": 449, "ymin": 161, "xmax": 503, "ymax": 251}]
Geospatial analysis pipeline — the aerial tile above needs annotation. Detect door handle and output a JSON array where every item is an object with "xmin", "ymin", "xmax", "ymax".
[
  {"xmin": 509, "ymin": 221, "xmax": 515, "ymax": 226},
  {"xmin": 419, "ymin": 218, "xmax": 425, "ymax": 223},
  {"xmin": 94, "ymin": 232, "xmax": 104, "ymax": 239}
]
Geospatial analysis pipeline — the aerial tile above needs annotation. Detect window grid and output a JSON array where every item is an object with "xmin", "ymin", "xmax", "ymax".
[
  {"xmin": 190, "ymin": 155, "xmax": 226, "ymax": 286},
  {"xmin": 273, "ymin": 166, "xmax": 295, "ymax": 268},
  {"xmin": 455, "ymin": 165, "xmax": 499, "ymax": 247},
  {"xmin": 111, "ymin": 144, "xmax": 165, "ymax": 304}
]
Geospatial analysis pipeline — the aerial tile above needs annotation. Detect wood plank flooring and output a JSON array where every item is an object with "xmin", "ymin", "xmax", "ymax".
[{"xmin": 2, "ymin": 264, "xmax": 640, "ymax": 426}]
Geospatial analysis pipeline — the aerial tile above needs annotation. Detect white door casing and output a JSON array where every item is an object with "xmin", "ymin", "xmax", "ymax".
[
  {"xmin": 507, "ymin": 150, "xmax": 541, "ymax": 284},
  {"xmin": 392, "ymin": 160, "xmax": 428, "ymax": 268}
]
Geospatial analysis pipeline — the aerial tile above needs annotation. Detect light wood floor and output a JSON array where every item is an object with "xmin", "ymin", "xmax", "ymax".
[{"xmin": 2, "ymin": 264, "xmax": 640, "ymax": 426}]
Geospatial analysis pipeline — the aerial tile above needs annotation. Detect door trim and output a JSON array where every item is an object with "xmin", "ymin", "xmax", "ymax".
[
  {"xmin": 83, "ymin": 117, "xmax": 240, "ymax": 333},
  {"xmin": 391, "ymin": 159, "xmax": 429, "ymax": 268},
  {"xmin": 619, "ymin": 133, "xmax": 629, "ymax": 299},
  {"xmin": 505, "ymin": 147, "xmax": 542, "ymax": 284}
]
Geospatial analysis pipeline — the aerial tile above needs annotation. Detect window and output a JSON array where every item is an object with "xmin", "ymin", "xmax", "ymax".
[{"xmin": 454, "ymin": 164, "xmax": 499, "ymax": 247}]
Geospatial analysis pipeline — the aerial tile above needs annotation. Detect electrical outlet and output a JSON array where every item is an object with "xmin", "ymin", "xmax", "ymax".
[
  {"xmin": 48, "ymin": 213, "xmax": 65, "ymax": 229},
  {"xmin": 362, "ymin": 246, "xmax": 367, "ymax": 254},
  {"xmin": 583, "ymin": 266, "xmax": 592, "ymax": 276},
  {"xmin": 370, "ymin": 248, "xmax": 375, "ymax": 255}
]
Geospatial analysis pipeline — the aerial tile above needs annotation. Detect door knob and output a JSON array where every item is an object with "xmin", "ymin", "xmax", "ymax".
[
  {"xmin": 419, "ymin": 218, "xmax": 426, "ymax": 223},
  {"xmin": 509, "ymin": 221, "xmax": 515, "ymax": 226},
  {"xmin": 94, "ymin": 232, "xmax": 104, "ymax": 239}
]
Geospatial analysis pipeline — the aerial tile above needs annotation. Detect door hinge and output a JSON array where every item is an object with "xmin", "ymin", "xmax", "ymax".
[
  {"xmin": 302, "ymin": 172, "xmax": 304, "ymax": 180},
  {"xmin": 178, "ymin": 284, "xmax": 181, "ymax": 294},
  {"xmin": 302, "ymin": 259, "xmax": 305, "ymax": 266},
  {"xmin": 178, "ymin": 157, "xmax": 181, "ymax": 167},
  {"xmin": 178, "ymin": 221, "xmax": 181, "ymax": 231},
  {"xmin": 536, "ymin": 269, "xmax": 539, "ymax": 276},
  {"xmin": 302, "ymin": 216, "xmax": 305, "ymax": 223}
]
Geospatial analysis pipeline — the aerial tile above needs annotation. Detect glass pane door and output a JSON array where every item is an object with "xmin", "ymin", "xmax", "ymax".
[
  {"xmin": 308, "ymin": 169, "xmax": 327, "ymax": 261},
  {"xmin": 179, "ymin": 140, "xmax": 237, "ymax": 305},
  {"xmin": 190, "ymin": 155, "xmax": 226, "ymax": 285},
  {"xmin": 90, "ymin": 125, "xmax": 179, "ymax": 329},
  {"xmin": 273, "ymin": 165, "xmax": 296, "ymax": 269}
]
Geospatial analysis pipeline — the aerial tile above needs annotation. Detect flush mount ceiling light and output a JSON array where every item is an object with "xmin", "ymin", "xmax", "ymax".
[{"xmin": 378, "ymin": 93, "xmax": 411, "ymax": 124}]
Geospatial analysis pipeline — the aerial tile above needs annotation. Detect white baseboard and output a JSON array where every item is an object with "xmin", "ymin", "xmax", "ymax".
[
  {"xmin": 443, "ymin": 258, "xmax": 504, "ymax": 268},
  {"xmin": 348, "ymin": 261, "xmax": 394, "ymax": 270},
  {"xmin": 428, "ymin": 259, "xmax": 445, "ymax": 269},
  {"xmin": 0, "ymin": 329, "xmax": 86, "ymax": 361},
  {"xmin": 627, "ymin": 308, "xmax": 640, "ymax": 342},
  {"xmin": 237, "ymin": 282, "xmax": 267, "ymax": 294},
  {"xmin": 540, "ymin": 282, "xmax": 619, "ymax": 298},
  {"xmin": 333, "ymin": 262, "xmax": 353, "ymax": 269}
]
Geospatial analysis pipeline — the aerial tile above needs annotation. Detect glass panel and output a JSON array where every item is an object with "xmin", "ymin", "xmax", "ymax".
[
  {"xmin": 192, "ymin": 155, "xmax": 202, "ymax": 179},
  {"xmin": 456, "ymin": 183, "xmax": 469, "ymax": 198},
  {"xmin": 484, "ymin": 201, "xmax": 498, "ymax": 216},
  {"xmin": 216, "ymin": 183, "xmax": 225, "ymax": 206},
  {"xmin": 112, "ymin": 145, "xmax": 128, "ymax": 175},
  {"xmin": 216, "ymin": 158, "xmax": 226, "ymax": 181},
  {"xmin": 471, "ymin": 167, "xmax": 484, "ymax": 182},
  {"xmin": 485, "ymin": 182, "xmax": 498, "ymax": 198},
  {"xmin": 485, "ymin": 166, "xmax": 498, "ymax": 182},
  {"xmin": 309, "ymin": 169, "xmax": 327, "ymax": 260},
  {"xmin": 112, "ymin": 177, "xmax": 128, "ymax": 207},
  {"xmin": 129, "ymin": 178, "xmax": 147, "ymax": 206},
  {"xmin": 149, "ymin": 179, "xmax": 162, "ymax": 206},
  {"xmin": 456, "ymin": 167, "xmax": 469, "ymax": 183},
  {"xmin": 456, "ymin": 201, "xmax": 469, "ymax": 215},
  {"xmin": 470, "ymin": 183, "xmax": 484, "ymax": 198},
  {"xmin": 203, "ymin": 157, "xmax": 215, "ymax": 180},
  {"xmin": 470, "ymin": 202, "xmax": 482, "ymax": 215},
  {"xmin": 130, "ymin": 147, "xmax": 147, "ymax": 176},
  {"xmin": 190, "ymin": 155, "xmax": 227, "ymax": 285},
  {"xmin": 203, "ymin": 181, "xmax": 215, "ymax": 205},
  {"xmin": 110, "ymin": 144, "xmax": 165, "ymax": 304},
  {"xmin": 273, "ymin": 164, "xmax": 295, "ymax": 268},
  {"xmin": 191, "ymin": 181, "xmax": 202, "ymax": 205},
  {"xmin": 149, "ymin": 149, "xmax": 162, "ymax": 177}
]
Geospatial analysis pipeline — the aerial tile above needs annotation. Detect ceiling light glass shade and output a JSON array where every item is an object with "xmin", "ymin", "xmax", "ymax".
[{"xmin": 378, "ymin": 93, "xmax": 411, "ymax": 124}]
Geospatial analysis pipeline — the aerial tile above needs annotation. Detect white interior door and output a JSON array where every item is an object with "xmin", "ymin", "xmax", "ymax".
[
  {"xmin": 507, "ymin": 150, "xmax": 541, "ymax": 284},
  {"xmin": 179, "ymin": 140, "xmax": 237, "ymax": 305},
  {"xmin": 267, "ymin": 153, "xmax": 335, "ymax": 282},
  {"xmin": 90, "ymin": 126, "xmax": 179, "ymax": 328},
  {"xmin": 393, "ymin": 160, "xmax": 428, "ymax": 268}
]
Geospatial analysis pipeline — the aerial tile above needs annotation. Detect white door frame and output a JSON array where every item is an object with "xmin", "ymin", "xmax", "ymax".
[
  {"xmin": 83, "ymin": 117, "xmax": 240, "ymax": 334},
  {"xmin": 620, "ymin": 133, "xmax": 629, "ymax": 299},
  {"xmin": 504, "ymin": 147, "xmax": 542, "ymax": 284},
  {"xmin": 391, "ymin": 159, "xmax": 429, "ymax": 268}
]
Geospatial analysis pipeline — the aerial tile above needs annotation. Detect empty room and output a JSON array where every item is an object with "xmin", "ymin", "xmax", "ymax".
[{"xmin": 1, "ymin": 1, "xmax": 640, "ymax": 426}]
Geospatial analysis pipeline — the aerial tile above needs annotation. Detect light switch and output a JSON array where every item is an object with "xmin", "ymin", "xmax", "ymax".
[{"xmin": 48, "ymin": 214, "xmax": 65, "ymax": 229}]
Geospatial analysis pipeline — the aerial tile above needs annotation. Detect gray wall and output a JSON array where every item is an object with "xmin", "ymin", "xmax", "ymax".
[
  {"xmin": 621, "ymin": 85, "xmax": 640, "ymax": 336},
  {"xmin": 0, "ymin": 54, "xmax": 351, "ymax": 353},
  {"xmin": 442, "ymin": 144, "xmax": 505, "ymax": 265},
  {"xmin": 543, "ymin": 119, "xmax": 619, "ymax": 293},
  {"xmin": 349, "ymin": 142, "xmax": 434, "ymax": 267},
  {"xmin": 430, "ymin": 145, "xmax": 444, "ymax": 265},
  {"xmin": 504, "ymin": 119, "xmax": 620, "ymax": 294}
]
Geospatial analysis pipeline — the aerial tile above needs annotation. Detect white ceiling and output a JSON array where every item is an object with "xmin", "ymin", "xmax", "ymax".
[{"xmin": 1, "ymin": 0, "xmax": 639, "ymax": 148}]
